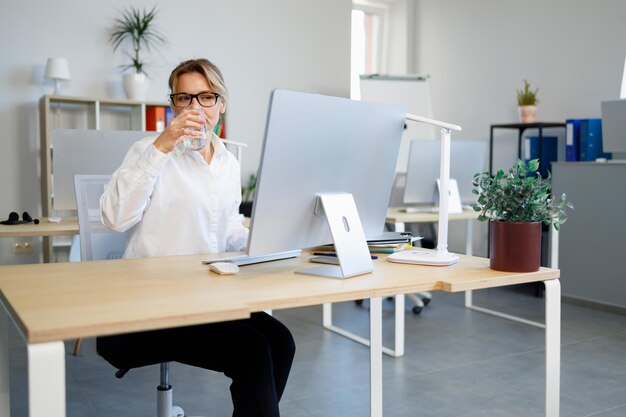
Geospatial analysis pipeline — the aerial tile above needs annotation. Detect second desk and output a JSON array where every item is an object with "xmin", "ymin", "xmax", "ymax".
[{"xmin": 324, "ymin": 207, "xmax": 480, "ymax": 357}]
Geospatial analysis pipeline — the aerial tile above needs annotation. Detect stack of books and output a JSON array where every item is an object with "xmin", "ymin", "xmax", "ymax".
[
  {"xmin": 314, "ymin": 232, "xmax": 420, "ymax": 255},
  {"xmin": 367, "ymin": 231, "xmax": 419, "ymax": 253}
]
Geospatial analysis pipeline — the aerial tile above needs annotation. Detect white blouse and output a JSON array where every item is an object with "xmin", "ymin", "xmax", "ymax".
[{"xmin": 100, "ymin": 133, "xmax": 249, "ymax": 259}]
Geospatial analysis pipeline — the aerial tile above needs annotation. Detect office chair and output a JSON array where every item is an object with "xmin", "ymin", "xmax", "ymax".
[{"xmin": 74, "ymin": 174, "xmax": 194, "ymax": 417}]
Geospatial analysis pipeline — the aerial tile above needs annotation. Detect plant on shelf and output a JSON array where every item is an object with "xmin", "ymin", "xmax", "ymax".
[
  {"xmin": 108, "ymin": 6, "xmax": 166, "ymax": 100},
  {"xmin": 109, "ymin": 5, "xmax": 166, "ymax": 75},
  {"xmin": 516, "ymin": 80, "xmax": 539, "ymax": 106},
  {"xmin": 471, "ymin": 159, "xmax": 573, "ymax": 272},
  {"xmin": 239, "ymin": 173, "xmax": 257, "ymax": 218},
  {"xmin": 516, "ymin": 79, "xmax": 539, "ymax": 123}
]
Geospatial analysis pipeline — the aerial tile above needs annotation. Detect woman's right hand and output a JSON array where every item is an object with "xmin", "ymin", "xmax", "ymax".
[{"xmin": 153, "ymin": 108, "xmax": 204, "ymax": 154}]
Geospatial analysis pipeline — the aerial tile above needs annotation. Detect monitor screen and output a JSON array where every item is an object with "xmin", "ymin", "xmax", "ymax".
[
  {"xmin": 601, "ymin": 99, "xmax": 626, "ymax": 153},
  {"xmin": 52, "ymin": 129, "xmax": 148, "ymax": 210},
  {"xmin": 247, "ymin": 89, "xmax": 405, "ymax": 257},
  {"xmin": 403, "ymin": 139, "xmax": 487, "ymax": 205}
]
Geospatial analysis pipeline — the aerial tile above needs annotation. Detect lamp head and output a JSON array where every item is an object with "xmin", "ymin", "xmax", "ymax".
[{"xmin": 44, "ymin": 58, "xmax": 71, "ymax": 95}]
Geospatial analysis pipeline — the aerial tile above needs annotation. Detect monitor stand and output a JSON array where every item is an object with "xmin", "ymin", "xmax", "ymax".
[{"xmin": 295, "ymin": 193, "xmax": 374, "ymax": 279}]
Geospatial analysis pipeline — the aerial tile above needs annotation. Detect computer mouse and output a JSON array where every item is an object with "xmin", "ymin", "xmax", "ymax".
[{"xmin": 208, "ymin": 262, "xmax": 240, "ymax": 275}]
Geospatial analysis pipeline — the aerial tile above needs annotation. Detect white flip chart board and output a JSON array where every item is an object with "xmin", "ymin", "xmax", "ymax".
[{"xmin": 359, "ymin": 74, "xmax": 436, "ymax": 173}]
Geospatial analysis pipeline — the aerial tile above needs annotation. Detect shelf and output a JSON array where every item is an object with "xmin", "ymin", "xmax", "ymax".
[{"xmin": 489, "ymin": 121, "xmax": 566, "ymax": 175}]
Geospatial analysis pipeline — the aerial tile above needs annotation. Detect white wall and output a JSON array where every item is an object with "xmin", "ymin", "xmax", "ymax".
[
  {"xmin": 411, "ymin": 0, "xmax": 626, "ymax": 256},
  {"xmin": 414, "ymin": 0, "xmax": 626, "ymax": 145},
  {"xmin": 0, "ymin": 0, "xmax": 351, "ymax": 263}
]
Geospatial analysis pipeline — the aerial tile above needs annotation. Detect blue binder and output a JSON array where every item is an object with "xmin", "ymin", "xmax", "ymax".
[
  {"xmin": 524, "ymin": 136, "xmax": 558, "ymax": 177},
  {"xmin": 580, "ymin": 119, "xmax": 612, "ymax": 161},
  {"xmin": 565, "ymin": 119, "xmax": 581, "ymax": 161}
]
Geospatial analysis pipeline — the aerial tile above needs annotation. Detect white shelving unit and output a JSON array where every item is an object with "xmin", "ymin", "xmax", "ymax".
[{"xmin": 39, "ymin": 95, "xmax": 168, "ymax": 261}]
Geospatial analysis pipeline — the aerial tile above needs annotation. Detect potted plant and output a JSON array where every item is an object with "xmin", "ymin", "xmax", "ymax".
[
  {"xmin": 109, "ymin": 6, "xmax": 166, "ymax": 100},
  {"xmin": 471, "ymin": 159, "xmax": 573, "ymax": 272},
  {"xmin": 516, "ymin": 79, "xmax": 539, "ymax": 123},
  {"xmin": 239, "ymin": 173, "xmax": 257, "ymax": 218}
]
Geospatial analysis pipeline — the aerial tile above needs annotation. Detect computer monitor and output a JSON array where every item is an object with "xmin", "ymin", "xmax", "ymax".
[
  {"xmin": 403, "ymin": 139, "xmax": 487, "ymax": 205},
  {"xmin": 601, "ymin": 99, "xmax": 626, "ymax": 154},
  {"xmin": 247, "ymin": 89, "xmax": 405, "ymax": 277},
  {"xmin": 52, "ymin": 129, "xmax": 147, "ymax": 210},
  {"xmin": 619, "ymin": 58, "xmax": 626, "ymax": 99}
]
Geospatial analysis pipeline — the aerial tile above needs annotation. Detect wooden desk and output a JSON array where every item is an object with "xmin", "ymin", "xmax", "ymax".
[{"xmin": 0, "ymin": 252, "xmax": 561, "ymax": 417}]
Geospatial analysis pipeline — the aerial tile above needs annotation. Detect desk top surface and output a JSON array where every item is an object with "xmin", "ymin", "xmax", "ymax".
[
  {"xmin": 386, "ymin": 207, "xmax": 479, "ymax": 223},
  {"xmin": 0, "ymin": 252, "xmax": 559, "ymax": 344},
  {"xmin": 0, "ymin": 217, "xmax": 78, "ymax": 238}
]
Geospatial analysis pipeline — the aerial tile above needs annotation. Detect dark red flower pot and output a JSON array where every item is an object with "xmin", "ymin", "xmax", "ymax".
[{"xmin": 489, "ymin": 220, "xmax": 542, "ymax": 272}]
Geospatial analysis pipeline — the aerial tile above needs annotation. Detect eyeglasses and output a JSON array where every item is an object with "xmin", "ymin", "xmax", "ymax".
[{"xmin": 169, "ymin": 92, "xmax": 220, "ymax": 108}]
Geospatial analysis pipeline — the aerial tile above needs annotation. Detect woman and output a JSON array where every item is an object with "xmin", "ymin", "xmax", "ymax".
[{"xmin": 98, "ymin": 59, "xmax": 295, "ymax": 417}]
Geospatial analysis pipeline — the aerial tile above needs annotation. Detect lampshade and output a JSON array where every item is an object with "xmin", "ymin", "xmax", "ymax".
[{"xmin": 44, "ymin": 58, "xmax": 71, "ymax": 81}]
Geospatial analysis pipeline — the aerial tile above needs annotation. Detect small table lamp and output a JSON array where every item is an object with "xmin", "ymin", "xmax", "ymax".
[{"xmin": 44, "ymin": 58, "xmax": 71, "ymax": 95}]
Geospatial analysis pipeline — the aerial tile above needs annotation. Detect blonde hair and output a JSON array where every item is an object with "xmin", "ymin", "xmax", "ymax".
[{"xmin": 168, "ymin": 59, "xmax": 228, "ymax": 103}]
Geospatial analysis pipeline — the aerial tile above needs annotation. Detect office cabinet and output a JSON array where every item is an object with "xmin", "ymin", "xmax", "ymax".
[{"xmin": 551, "ymin": 161, "xmax": 626, "ymax": 312}]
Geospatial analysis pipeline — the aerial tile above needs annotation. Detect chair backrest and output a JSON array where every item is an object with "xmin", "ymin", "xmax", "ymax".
[{"xmin": 74, "ymin": 174, "xmax": 127, "ymax": 261}]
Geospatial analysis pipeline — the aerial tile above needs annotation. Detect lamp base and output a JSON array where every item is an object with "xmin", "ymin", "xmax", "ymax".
[{"xmin": 388, "ymin": 249, "xmax": 459, "ymax": 266}]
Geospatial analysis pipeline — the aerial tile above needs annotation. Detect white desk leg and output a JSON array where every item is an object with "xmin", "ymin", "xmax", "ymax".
[
  {"xmin": 28, "ymin": 342, "xmax": 65, "ymax": 417},
  {"xmin": 323, "ymin": 303, "xmax": 332, "ymax": 327},
  {"xmin": 0, "ymin": 310, "xmax": 9, "ymax": 417},
  {"xmin": 323, "ymin": 300, "xmax": 403, "ymax": 357},
  {"xmin": 464, "ymin": 219, "xmax": 474, "ymax": 307},
  {"xmin": 544, "ymin": 279, "xmax": 561, "ymax": 417},
  {"xmin": 369, "ymin": 297, "xmax": 382, "ymax": 417},
  {"xmin": 394, "ymin": 294, "xmax": 404, "ymax": 357}
]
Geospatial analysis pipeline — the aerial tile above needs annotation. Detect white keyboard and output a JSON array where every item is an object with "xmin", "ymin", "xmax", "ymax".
[{"xmin": 202, "ymin": 249, "xmax": 301, "ymax": 266}]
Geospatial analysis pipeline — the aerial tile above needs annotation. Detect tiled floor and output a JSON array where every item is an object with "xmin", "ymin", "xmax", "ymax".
[{"xmin": 7, "ymin": 285, "xmax": 626, "ymax": 416}]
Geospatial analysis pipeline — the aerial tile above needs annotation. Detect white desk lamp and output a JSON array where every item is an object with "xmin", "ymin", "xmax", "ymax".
[
  {"xmin": 44, "ymin": 58, "xmax": 71, "ymax": 95},
  {"xmin": 389, "ymin": 113, "xmax": 463, "ymax": 266}
]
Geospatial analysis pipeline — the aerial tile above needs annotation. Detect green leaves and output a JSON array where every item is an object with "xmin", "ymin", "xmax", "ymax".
[
  {"xmin": 471, "ymin": 159, "xmax": 573, "ymax": 230},
  {"xmin": 108, "ymin": 6, "xmax": 166, "ymax": 75},
  {"xmin": 516, "ymin": 80, "xmax": 539, "ymax": 106},
  {"xmin": 242, "ymin": 173, "xmax": 257, "ymax": 203}
]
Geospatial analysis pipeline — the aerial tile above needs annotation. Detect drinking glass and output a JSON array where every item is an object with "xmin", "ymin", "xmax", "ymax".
[{"xmin": 183, "ymin": 108, "xmax": 208, "ymax": 151}]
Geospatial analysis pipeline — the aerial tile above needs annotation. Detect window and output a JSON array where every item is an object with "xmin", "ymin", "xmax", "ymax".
[{"xmin": 351, "ymin": 4, "xmax": 386, "ymax": 99}]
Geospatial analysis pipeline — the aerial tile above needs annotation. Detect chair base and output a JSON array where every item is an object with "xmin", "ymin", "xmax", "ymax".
[
  {"xmin": 157, "ymin": 382, "xmax": 206, "ymax": 417},
  {"xmin": 407, "ymin": 292, "xmax": 432, "ymax": 315},
  {"xmin": 157, "ymin": 384, "xmax": 179, "ymax": 417}
]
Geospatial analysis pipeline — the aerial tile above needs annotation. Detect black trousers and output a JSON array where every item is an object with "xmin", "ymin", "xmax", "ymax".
[{"xmin": 97, "ymin": 312, "xmax": 295, "ymax": 417}]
